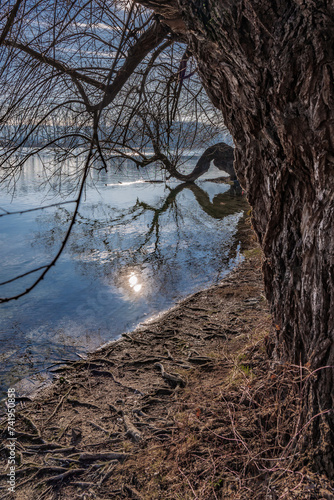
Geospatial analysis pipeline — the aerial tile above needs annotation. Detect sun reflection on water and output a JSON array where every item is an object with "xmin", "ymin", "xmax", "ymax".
[{"xmin": 128, "ymin": 272, "xmax": 142, "ymax": 293}]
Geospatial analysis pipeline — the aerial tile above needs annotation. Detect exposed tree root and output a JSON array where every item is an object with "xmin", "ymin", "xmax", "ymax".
[
  {"xmin": 44, "ymin": 387, "xmax": 75, "ymax": 425},
  {"xmin": 154, "ymin": 362, "xmax": 186, "ymax": 388},
  {"xmin": 122, "ymin": 413, "xmax": 142, "ymax": 443}
]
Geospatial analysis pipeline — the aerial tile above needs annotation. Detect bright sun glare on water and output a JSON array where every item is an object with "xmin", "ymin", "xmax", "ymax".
[{"xmin": 129, "ymin": 273, "xmax": 142, "ymax": 293}]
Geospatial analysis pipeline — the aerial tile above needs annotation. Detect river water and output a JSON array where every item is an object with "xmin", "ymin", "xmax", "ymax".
[{"xmin": 0, "ymin": 152, "xmax": 248, "ymax": 395}]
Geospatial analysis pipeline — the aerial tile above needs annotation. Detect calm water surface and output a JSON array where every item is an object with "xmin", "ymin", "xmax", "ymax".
[{"xmin": 0, "ymin": 153, "xmax": 248, "ymax": 395}]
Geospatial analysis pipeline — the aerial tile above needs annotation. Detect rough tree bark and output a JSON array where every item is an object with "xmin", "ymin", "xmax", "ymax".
[{"xmin": 138, "ymin": 0, "xmax": 334, "ymax": 475}]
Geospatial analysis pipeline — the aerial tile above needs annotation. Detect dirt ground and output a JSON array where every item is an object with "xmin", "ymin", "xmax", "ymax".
[{"xmin": 1, "ymin": 226, "xmax": 334, "ymax": 499}]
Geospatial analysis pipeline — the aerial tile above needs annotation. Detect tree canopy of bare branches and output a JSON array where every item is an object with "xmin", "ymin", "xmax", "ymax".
[{"xmin": 0, "ymin": 0, "xmax": 227, "ymax": 302}]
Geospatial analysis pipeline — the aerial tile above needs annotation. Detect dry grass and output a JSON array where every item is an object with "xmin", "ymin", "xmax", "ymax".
[{"xmin": 107, "ymin": 335, "xmax": 334, "ymax": 500}]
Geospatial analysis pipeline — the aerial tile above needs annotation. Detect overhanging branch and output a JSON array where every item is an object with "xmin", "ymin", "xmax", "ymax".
[
  {"xmin": 91, "ymin": 21, "xmax": 171, "ymax": 112},
  {"xmin": 4, "ymin": 21, "xmax": 173, "ymax": 114},
  {"xmin": 3, "ymin": 39, "xmax": 106, "ymax": 90}
]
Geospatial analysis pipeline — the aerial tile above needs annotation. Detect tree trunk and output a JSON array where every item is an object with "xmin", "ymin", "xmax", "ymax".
[
  {"xmin": 176, "ymin": 0, "xmax": 334, "ymax": 474},
  {"xmin": 136, "ymin": 0, "xmax": 334, "ymax": 474}
]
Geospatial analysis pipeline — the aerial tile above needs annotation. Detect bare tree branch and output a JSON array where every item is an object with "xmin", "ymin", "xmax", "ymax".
[
  {"xmin": 91, "ymin": 20, "xmax": 170, "ymax": 112},
  {"xmin": 0, "ymin": 0, "xmax": 23, "ymax": 45},
  {"xmin": 0, "ymin": 0, "xmax": 226, "ymax": 303},
  {"xmin": 3, "ymin": 39, "xmax": 106, "ymax": 90}
]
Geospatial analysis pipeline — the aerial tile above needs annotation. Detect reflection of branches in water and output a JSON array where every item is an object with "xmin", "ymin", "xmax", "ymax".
[
  {"xmin": 131, "ymin": 182, "xmax": 248, "ymax": 254},
  {"xmin": 0, "ymin": 138, "xmax": 237, "ymax": 302},
  {"xmin": 32, "ymin": 184, "xmax": 186, "ymax": 260},
  {"xmin": 134, "ymin": 183, "xmax": 185, "ymax": 252},
  {"xmin": 0, "ymin": 143, "xmax": 94, "ymax": 302},
  {"xmin": 32, "ymin": 182, "xmax": 248, "ymax": 279},
  {"xmin": 187, "ymin": 183, "xmax": 247, "ymax": 219}
]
